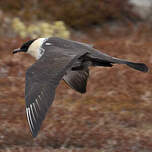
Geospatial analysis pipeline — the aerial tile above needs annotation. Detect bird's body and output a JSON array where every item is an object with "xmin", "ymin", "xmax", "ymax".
[{"xmin": 13, "ymin": 37, "xmax": 148, "ymax": 137}]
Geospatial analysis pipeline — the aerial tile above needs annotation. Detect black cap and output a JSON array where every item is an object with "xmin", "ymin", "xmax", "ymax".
[{"xmin": 13, "ymin": 39, "xmax": 36, "ymax": 54}]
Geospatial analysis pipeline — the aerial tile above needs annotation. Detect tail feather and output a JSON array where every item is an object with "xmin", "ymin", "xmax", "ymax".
[
  {"xmin": 126, "ymin": 62, "xmax": 148, "ymax": 72},
  {"xmin": 85, "ymin": 52, "xmax": 149, "ymax": 72}
]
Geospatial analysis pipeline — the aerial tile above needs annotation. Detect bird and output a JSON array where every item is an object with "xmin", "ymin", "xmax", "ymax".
[{"xmin": 13, "ymin": 37, "xmax": 148, "ymax": 137}]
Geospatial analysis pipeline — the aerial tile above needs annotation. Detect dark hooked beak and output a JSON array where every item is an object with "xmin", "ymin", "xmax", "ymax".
[{"xmin": 13, "ymin": 48, "xmax": 24, "ymax": 54}]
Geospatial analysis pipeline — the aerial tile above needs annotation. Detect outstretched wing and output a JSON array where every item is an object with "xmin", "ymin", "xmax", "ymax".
[
  {"xmin": 63, "ymin": 69, "xmax": 89, "ymax": 93},
  {"xmin": 25, "ymin": 46, "xmax": 86, "ymax": 137}
]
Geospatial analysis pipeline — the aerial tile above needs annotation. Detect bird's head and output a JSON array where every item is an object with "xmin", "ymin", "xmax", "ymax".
[
  {"xmin": 13, "ymin": 39, "xmax": 36, "ymax": 54},
  {"xmin": 13, "ymin": 38, "xmax": 46, "ymax": 59}
]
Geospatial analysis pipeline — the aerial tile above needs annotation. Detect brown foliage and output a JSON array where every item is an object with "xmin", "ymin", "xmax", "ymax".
[
  {"xmin": 0, "ymin": 0, "xmax": 138, "ymax": 29},
  {"xmin": 0, "ymin": 30, "xmax": 152, "ymax": 152}
]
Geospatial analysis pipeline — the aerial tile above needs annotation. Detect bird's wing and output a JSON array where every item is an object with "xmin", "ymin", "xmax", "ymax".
[
  {"xmin": 25, "ymin": 46, "xmax": 86, "ymax": 137},
  {"xmin": 63, "ymin": 69, "xmax": 89, "ymax": 93}
]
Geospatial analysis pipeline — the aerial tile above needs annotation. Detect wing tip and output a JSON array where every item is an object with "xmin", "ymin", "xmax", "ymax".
[
  {"xmin": 26, "ymin": 106, "xmax": 39, "ymax": 138},
  {"xmin": 79, "ymin": 88, "xmax": 87, "ymax": 94},
  {"xmin": 31, "ymin": 131, "xmax": 38, "ymax": 138}
]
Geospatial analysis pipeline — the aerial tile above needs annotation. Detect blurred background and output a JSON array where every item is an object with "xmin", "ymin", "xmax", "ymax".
[{"xmin": 0, "ymin": 0, "xmax": 152, "ymax": 152}]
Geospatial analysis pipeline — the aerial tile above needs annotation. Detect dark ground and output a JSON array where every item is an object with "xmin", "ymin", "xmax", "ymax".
[{"xmin": 0, "ymin": 29, "xmax": 152, "ymax": 152}]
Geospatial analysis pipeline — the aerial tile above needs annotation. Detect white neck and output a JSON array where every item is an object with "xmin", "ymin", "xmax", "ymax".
[{"xmin": 27, "ymin": 38, "xmax": 47, "ymax": 60}]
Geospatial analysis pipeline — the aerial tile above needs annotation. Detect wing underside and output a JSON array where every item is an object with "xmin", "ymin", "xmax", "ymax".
[{"xmin": 63, "ymin": 69, "xmax": 89, "ymax": 93}]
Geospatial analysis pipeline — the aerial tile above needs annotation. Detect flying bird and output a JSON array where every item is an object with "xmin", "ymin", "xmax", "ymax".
[{"xmin": 13, "ymin": 37, "xmax": 148, "ymax": 137}]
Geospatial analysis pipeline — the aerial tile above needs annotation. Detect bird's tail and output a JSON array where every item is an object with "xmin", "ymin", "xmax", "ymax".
[
  {"xmin": 125, "ymin": 62, "xmax": 148, "ymax": 72},
  {"xmin": 86, "ymin": 50, "xmax": 149, "ymax": 73}
]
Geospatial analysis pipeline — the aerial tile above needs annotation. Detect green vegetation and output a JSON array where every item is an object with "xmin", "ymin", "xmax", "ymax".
[
  {"xmin": 0, "ymin": 0, "xmax": 137, "ymax": 29},
  {"xmin": 12, "ymin": 18, "xmax": 70, "ymax": 39}
]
